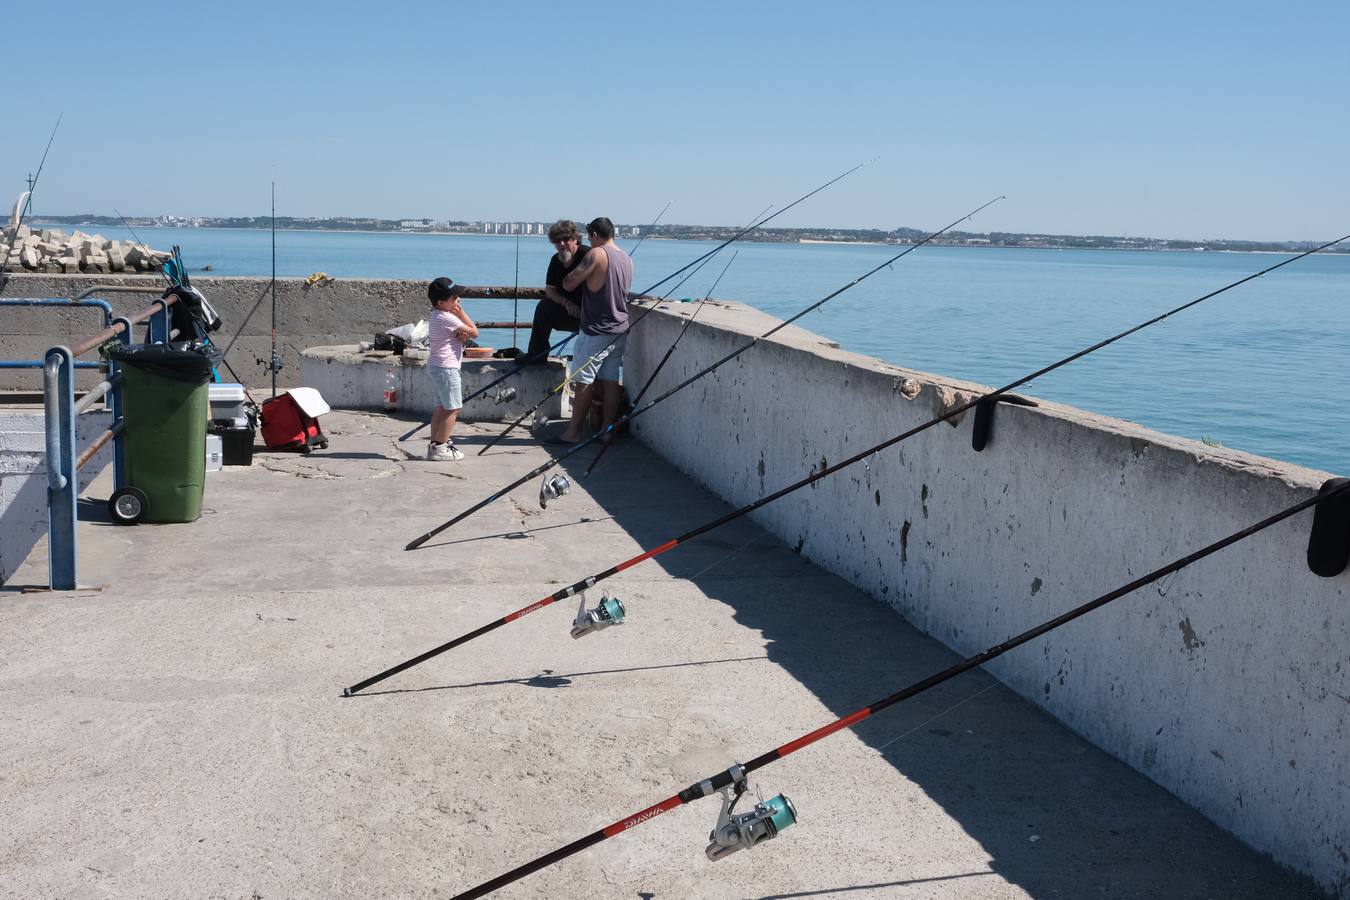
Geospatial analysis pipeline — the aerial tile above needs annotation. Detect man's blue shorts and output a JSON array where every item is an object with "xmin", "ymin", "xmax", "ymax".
[{"xmin": 571, "ymin": 331, "xmax": 626, "ymax": 385}]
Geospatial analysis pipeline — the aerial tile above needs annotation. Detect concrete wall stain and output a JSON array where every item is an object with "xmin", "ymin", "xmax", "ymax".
[{"xmin": 1179, "ymin": 617, "xmax": 1205, "ymax": 651}]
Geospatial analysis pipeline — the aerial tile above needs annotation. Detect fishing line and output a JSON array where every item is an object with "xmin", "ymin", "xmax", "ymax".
[
  {"xmin": 447, "ymin": 479, "xmax": 1350, "ymax": 899},
  {"xmin": 351, "ymin": 230, "xmax": 1342, "ymax": 695},
  {"xmin": 403, "ymin": 195, "xmax": 1002, "ymax": 550},
  {"xmin": 628, "ymin": 200, "xmax": 672, "ymax": 257},
  {"xmin": 469, "ymin": 161, "xmax": 875, "ymax": 453}
]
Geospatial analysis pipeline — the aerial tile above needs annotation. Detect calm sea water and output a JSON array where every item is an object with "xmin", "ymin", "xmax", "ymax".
[{"xmin": 94, "ymin": 226, "xmax": 1348, "ymax": 475}]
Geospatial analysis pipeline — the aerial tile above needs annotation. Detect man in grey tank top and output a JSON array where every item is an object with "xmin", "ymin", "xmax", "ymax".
[{"xmin": 555, "ymin": 217, "xmax": 634, "ymax": 443}]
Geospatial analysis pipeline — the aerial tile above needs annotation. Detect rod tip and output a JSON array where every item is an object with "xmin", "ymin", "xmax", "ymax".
[{"xmin": 341, "ymin": 687, "xmax": 352, "ymax": 697}]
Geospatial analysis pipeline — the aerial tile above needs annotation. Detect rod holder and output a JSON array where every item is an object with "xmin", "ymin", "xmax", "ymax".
[
  {"xmin": 1307, "ymin": 477, "xmax": 1350, "ymax": 577},
  {"xmin": 971, "ymin": 392, "xmax": 1038, "ymax": 452}
]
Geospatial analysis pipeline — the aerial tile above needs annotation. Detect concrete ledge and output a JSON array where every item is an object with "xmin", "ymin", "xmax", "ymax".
[
  {"xmin": 623, "ymin": 298, "xmax": 1348, "ymax": 895},
  {"xmin": 299, "ymin": 346, "xmax": 569, "ymax": 422}
]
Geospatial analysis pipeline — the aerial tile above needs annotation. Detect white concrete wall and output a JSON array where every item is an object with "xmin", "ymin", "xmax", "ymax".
[
  {"xmin": 299, "ymin": 347, "xmax": 568, "ymax": 422},
  {"xmin": 0, "ymin": 410, "xmax": 112, "ymax": 585},
  {"xmin": 624, "ymin": 300, "xmax": 1349, "ymax": 896}
]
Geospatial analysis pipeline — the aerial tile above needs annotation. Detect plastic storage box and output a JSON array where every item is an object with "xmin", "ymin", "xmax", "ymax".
[{"xmin": 208, "ymin": 383, "xmax": 248, "ymax": 421}]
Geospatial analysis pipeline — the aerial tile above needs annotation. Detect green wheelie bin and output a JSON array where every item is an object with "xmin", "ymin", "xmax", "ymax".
[{"xmin": 105, "ymin": 343, "xmax": 218, "ymax": 525}]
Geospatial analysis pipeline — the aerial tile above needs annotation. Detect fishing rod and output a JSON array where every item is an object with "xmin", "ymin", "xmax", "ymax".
[
  {"xmin": 113, "ymin": 209, "xmax": 166, "ymax": 281},
  {"xmin": 473, "ymin": 242, "xmax": 728, "ymax": 457},
  {"xmin": 270, "ymin": 178, "xmax": 279, "ymax": 399},
  {"xmin": 511, "ymin": 234, "xmax": 520, "ymax": 351},
  {"xmin": 401, "ymin": 195, "xmax": 1000, "ymax": 550},
  {"xmin": 396, "ymin": 198, "xmax": 727, "ymax": 444},
  {"xmin": 353, "ymin": 229, "xmax": 1345, "ymax": 694},
  {"xmin": 398, "ymin": 220, "xmax": 725, "ymax": 446},
  {"xmin": 460, "ymin": 160, "xmax": 874, "ymax": 450},
  {"xmin": 476, "ymin": 202, "xmax": 772, "ymax": 457},
  {"xmin": 628, "ymin": 200, "xmax": 672, "ymax": 257},
  {"xmin": 397, "ymin": 332, "xmax": 577, "ymax": 443},
  {"xmin": 111, "ymin": 209, "xmax": 255, "ymax": 390},
  {"xmin": 0, "ymin": 113, "xmax": 62, "ymax": 285},
  {"xmin": 448, "ymin": 477, "xmax": 1350, "ymax": 899},
  {"xmin": 582, "ymin": 251, "xmax": 733, "ymax": 477}
]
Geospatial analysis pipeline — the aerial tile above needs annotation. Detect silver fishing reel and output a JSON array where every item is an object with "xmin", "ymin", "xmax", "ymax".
[
  {"xmin": 570, "ymin": 589, "xmax": 626, "ymax": 639},
  {"xmin": 705, "ymin": 778, "xmax": 797, "ymax": 862},
  {"xmin": 492, "ymin": 384, "xmax": 518, "ymax": 405},
  {"xmin": 538, "ymin": 473, "xmax": 571, "ymax": 509}
]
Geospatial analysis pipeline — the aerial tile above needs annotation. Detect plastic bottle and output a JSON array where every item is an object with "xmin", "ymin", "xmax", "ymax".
[{"xmin": 383, "ymin": 367, "xmax": 399, "ymax": 411}]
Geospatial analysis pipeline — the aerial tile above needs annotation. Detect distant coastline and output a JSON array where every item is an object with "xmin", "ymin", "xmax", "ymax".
[{"xmin": 26, "ymin": 216, "xmax": 1347, "ymax": 255}]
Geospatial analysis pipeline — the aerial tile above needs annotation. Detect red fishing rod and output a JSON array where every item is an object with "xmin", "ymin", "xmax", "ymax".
[
  {"xmin": 347, "ymin": 232, "xmax": 1345, "ymax": 695},
  {"xmin": 473, "ymin": 161, "xmax": 874, "ymax": 455},
  {"xmin": 448, "ymin": 477, "xmax": 1350, "ymax": 898}
]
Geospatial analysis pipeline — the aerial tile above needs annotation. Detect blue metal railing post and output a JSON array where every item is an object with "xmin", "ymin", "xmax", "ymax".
[
  {"xmin": 44, "ymin": 346, "xmax": 78, "ymax": 590},
  {"xmin": 110, "ymin": 316, "xmax": 133, "ymax": 490},
  {"xmin": 148, "ymin": 299, "xmax": 170, "ymax": 343}
]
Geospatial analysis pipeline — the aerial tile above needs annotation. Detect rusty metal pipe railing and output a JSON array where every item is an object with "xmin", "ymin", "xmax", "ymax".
[
  {"xmin": 75, "ymin": 419, "xmax": 122, "ymax": 471},
  {"xmin": 74, "ymin": 285, "xmax": 167, "ymax": 301},
  {"xmin": 68, "ymin": 293, "xmax": 177, "ymax": 357},
  {"xmin": 72, "ymin": 374, "xmax": 118, "ymax": 415}
]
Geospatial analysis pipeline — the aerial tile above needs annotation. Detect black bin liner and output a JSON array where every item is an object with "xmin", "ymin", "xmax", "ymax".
[{"xmin": 106, "ymin": 342, "xmax": 222, "ymax": 385}]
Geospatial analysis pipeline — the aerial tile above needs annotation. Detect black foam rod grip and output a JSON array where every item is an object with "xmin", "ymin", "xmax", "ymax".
[{"xmin": 1307, "ymin": 477, "xmax": 1350, "ymax": 577}]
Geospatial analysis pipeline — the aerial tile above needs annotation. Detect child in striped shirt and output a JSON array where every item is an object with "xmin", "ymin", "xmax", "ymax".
[{"xmin": 426, "ymin": 276, "xmax": 478, "ymax": 461}]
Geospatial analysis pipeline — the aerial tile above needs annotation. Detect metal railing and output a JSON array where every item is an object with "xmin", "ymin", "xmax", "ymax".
[{"xmin": 32, "ymin": 287, "xmax": 177, "ymax": 589}]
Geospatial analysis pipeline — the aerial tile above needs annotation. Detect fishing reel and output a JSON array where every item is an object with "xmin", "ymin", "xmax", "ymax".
[
  {"xmin": 491, "ymin": 384, "xmax": 518, "ymax": 405},
  {"xmin": 538, "ymin": 473, "xmax": 571, "ymax": 509},
  {"xmin": 705, "ymin": 777, "xmax": 797, "ymax": 862},
  {"xmin": 570, "ymin": 589, "xmax": 625, "ymax": 639}
]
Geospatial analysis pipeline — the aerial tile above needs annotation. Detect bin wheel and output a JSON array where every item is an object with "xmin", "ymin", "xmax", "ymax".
[
  {"xmin": 300, "ymin": 444, "xmax": 313, "ymax": 455},
  {"xmin": 109, "ymin": 487, "xmax": 149, "ymax": 525},
  {"xmin": 318, "ymin": 438, "xmax": 329, "ymax": 450}
]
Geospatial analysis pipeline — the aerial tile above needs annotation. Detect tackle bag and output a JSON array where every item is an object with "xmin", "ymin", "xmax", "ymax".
[{"xmin": 260, "ymin": 387, "xmax": 331, "ymax": 453}]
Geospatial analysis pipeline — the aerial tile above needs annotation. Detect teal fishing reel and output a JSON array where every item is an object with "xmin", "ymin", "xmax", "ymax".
[
  {"xmin": 705, "ymin": 777, "xmax": 797, "ymax": 862},
  {"xmin": 539, "ymin": 473, "xmax": 571, "ymax": 509},
  {"xmin": 491, "ymin": 384, "xmax": 518, "ymax": 405},
  {"xmin": 570, "ymin": 589, "xmax": 625, "ymax": 639}
]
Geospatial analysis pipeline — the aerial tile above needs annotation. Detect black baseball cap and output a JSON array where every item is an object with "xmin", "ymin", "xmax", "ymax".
[{"xmin": 428, "ymin": 277, "xmax": 464, "ymax": 303}]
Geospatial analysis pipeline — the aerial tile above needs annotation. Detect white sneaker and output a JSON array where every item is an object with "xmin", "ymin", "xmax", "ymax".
[{"xmin": 428, "ymin": 442, "xmax": 464, "ymax": 461}]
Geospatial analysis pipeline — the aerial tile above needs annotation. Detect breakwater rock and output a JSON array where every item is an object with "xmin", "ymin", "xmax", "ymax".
[{"xmin": 0, "ymin": 224, "xmax": 171, "ymax": 274}]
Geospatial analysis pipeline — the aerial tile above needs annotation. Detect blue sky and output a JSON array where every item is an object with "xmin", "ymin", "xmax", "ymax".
[{"xmin": 6, "ymin": 1, "xmax": 1347, "ymax": 241}]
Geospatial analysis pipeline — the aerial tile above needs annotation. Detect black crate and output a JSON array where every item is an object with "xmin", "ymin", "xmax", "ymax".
[{"xmin": 211, "ymin": 426, "xmax": 255, "ymax": 467}]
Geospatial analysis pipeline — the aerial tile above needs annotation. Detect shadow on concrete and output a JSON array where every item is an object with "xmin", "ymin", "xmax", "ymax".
[
  {"xmin": 350, "ymin": 655, "xmax": 770, "ymax": 697},
  {"xmin": 76, "ymin": 497, "xmax": 114, "ymax": 524},
  {"xmin": 420, "ymin": 515, "xmax": 615, "ymax": 549},
  {"xmin": 309, "ymin": 451, "xmax": 394, "ymax": 461},
  {"xmin": 536, "ymin": 439, "xmax": 1326, "ymax": 899},
  {"xmin": 744, "ymin": 870, "xmax": 998, "ymax": 898}
]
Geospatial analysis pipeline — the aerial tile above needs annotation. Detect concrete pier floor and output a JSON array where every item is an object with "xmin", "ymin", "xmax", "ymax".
[{"xmin": 0, "ymin": 411, "xmax": 1324, "ymax": 899}]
